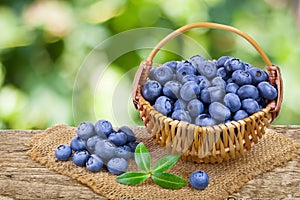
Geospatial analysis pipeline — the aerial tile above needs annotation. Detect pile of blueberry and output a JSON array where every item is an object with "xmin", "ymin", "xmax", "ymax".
[
  {"xmin": 142, "ymin": 55, "xmax": 278, "ymax": 126},
  {"xmin": 55, "ymin": 120, "xmax": 139, "ymax": 175}
]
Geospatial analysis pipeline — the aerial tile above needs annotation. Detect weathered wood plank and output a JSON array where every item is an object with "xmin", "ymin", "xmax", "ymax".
[{"xmin": 0, "ymin": 126, "xmax": 299, "ymax": 200}]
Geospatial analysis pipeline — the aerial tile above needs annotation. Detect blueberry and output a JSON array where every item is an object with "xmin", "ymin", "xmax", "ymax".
[
  {"xmin": 95, "ymin": 120, "xmax": 114, "ymax": 137},
  {"xmin": 171, "ymin": 109, "xmax": 192, "ymax": 123},
  {"xmin": 115, "ymin": 146, "xmax": 133, "ymax": 160},
  {"xmin": 154, "ymin": 66, "xmax": 174, "ymax": 85},
  {"xmin": 190, "ymin": 170, "xmax": 209, "ymax": 190},
  {"xmin": 226, "ymin": 83, "xmax": 239, "ymax": 94},
  {"xmin": 188, "ymin": 55, "xmax": 206, "ymax": 69},
  {"xmin": 86, "ymin": 135, "xmax": 103, "ymax": 152},
  {"xmin": 211, "ymin": 76, "xmax": 226, "ymax": 88},
  {"xmin": 217, "ymin": 67, "xmax": 229, "ymax": 80},
  {"xmin": 176, "ymin": 61, "xmax": 197, "ymax": 81},
  {"xmin": 70, "ymin": 136, "xmax": 86, "ymax": 152},
  {"xmin": 257, "ymin": 97, "xmax": 268, "ymax": 108},
  {"xmin": 198, "ymin": 76, "xmax": 211, "ymax": 90},
  {"xmin": 154, "ymin": 96, "xmax": 173, "ymax": 116},
  {"xmin": 224, "ymin": 58, "xmax": 245, "ymax": 72},
  {"xmin": 148, "ymin": 68, "xmax": 156, "ymax": 80},
  {"xmin": 174, "ymin": 99, "xmax": 187, "ymax": 111},
  {"xmin": 187, "ymin": 99, "xmax": 204, "ymax": 118},
  {"xmin": 244, "ymin": 62, "xmax": 254, "ymax": 71},
  {"xmin": 242, "ymin": 98, "xmax": 260, "ymax": 114},
  {"xmin": 94, "ymin": 140, "xmax": 116, "ymax": 161},
  {"xmin": 237, "ymin": 85, "xmax": 259, "ymax": 100},
  {"xmin": 200, "ymin": 86, "xmax": 225, "ymax": 104},
  {"xmin": 163, "ymin": 61, "xmax": 178, "ymax": 71},
  {"xmin": 72, "ymin": 150, "xmax": 90, "ymax": 167},
  {"xmin": 119, "ymin": 145, "xmax": 132, "ymax": 152},
  {"xmin": 142, "ymin": 80, "xmax": 162, "ymax": 104},
  {"xmin": 196, "ymin": 61, "xmax": 217, "ymax": 79},
  {"xmin": 107, "ymin": 157, "xmax": 128, "ymax": 175},
  {"xmin": 55, "ymin": 144, "xmax": 72, "ymax": 161},
  {"xmin": 127, "ymin": 141, "xmax": 139, "ymax": 152},
  {"xmin": 118, "ymin": 126, "xmax": 136, "ymax": 142},
  {"xmin": 233, "ymin": 110, "xmax": 249, "ymax": 121},
  {"xmin": 216, "ymin": 56, "xmax": 233, "ymax": 68},
  {"xmin": 163, "ymin": 81, "xmax": 182, "ymax": 99},
  {"xmin": 108, "ymin": 131, "xmax": 128, "ymax": 146},
  {"xmin": 180, "ymin": 81, "xmax": 201, "ymax": 101},
  {"xmin": 76, "ymin": 122, "xmax": 96, "ymax": 140},
  {"xmin": 195, "ymin": 114, "xmax": 217, "ymax": 126},
  {"xmin": 257, "ymin": 81, "xmax": 277, "ymax": 100},
  {"xmin": 181, "ymin": 74, "xmax": 199, "ymax": 84},
  {"xmin": 224, "ymin": 93, "xmax": 241, "ymax": 113},
  {"xmin": 209, "ymin": 102, "xmax": 231, "ymax": 122},
  {"xmin": 232, "ymin": 70, "xmax": 252, "ymax": 86},
  {"xmin": 86, "ymin": 154, "xmax": 104, "ymax": 172},
  {"xmin": 248, "ymin": 67, "xmax": 269, "ymax": 85}
]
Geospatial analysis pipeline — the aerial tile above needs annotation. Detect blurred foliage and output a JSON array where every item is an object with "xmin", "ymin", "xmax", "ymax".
[{"xmin": 0, "ymin": 0, "xmax": 300, "ymax": 129}]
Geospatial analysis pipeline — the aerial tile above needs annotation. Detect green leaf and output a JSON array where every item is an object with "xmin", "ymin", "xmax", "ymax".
[
  {"xmin": 134, "ymin": 143, "xmax": 151, "ymax": 172},
  {"xmin": 116, "ymin": 171, "xmax": 150, "ymax": 185},
  {"xmin": 152, "ymin": 172, "xmax": 186, "ymax": 190},
  {"xmin": 152, "ymin": 154, "xmax": 181, "ymax": 173}
]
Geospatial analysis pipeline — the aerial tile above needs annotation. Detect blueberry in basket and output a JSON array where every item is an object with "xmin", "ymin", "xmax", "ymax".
[
  {"xmin": 141, "ymin": 55, "xmax": 278, "ymax": 126},
  {"xmin": 54, "ymin": 119, "xmax": 139, "ymax": 175}
]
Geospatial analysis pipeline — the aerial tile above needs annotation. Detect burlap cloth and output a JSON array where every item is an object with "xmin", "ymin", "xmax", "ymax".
[{"xmin": 27, "ymin": 124, "xmax": 299, "ymax": 200}]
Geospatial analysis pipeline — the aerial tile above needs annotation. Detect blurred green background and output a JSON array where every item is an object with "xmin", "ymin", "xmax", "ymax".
[{"xmin": 0, "ymin": 0, "xmax": 300, "ymax": 129}]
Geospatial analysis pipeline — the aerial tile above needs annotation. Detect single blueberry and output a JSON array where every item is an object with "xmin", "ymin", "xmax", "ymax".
[
  {"xmin": 180, "ymin": 81, "xmax": 201, "ymax": 101},
  {"xmin": 224, "ymin": 93, "xmax": 241, "ymax": 113},
  {"xmin": 153, "ymin": 96, "xmax": 173, "ymax": 116},
  {"xmin": 248, "ymin": 67, "xmax": 269, "ymax": 85},
  {"xmin": 216, "ymin": 56, "xmax": 233, "ymax": 68},
  {"xmin": 108, "ymin": 131, "xmax": 128, "ymax": 146},
  {"xmin": 211, "ymin": 76, "xmax": 226, "ymax": 88},
  {"xmin": 115, "ymin": 146, "xmax": 133, "ymax": 160},
  {"xmin": 257, "ymin": 81, "xmax": 278, "ymax": 100},
  {"xmin": 209, "ymin": 102, "xmax": 231, "ymax": 122},
  {"xmin": 217, "ymin": 67, "xmax": 229, "ymax": 80},
  {"xmin": 174, "ymin": 99, "xmax": 187, "ymax": 111},
  {"xmin": 86, "ymin": 135, "xmax": 103, "ymax": 152},
  {"xmin": 72, "ymin": 150, "xmax": 90, "ymax": 167},
  {"xmin": 226, "ymin": 83, "xmax": 239, "ymax": 94},
  {"xmin": 95, "ymin": 120, "xmax": 114, "ymax": 137},
  {"xmin": 154, "ymin": 66, "xmax": 174, "ymax": 85},
  {"xmin": 142, "ymin": 80, "xmax": 162, "ymax": 104},
  {"xmin": 171, "ymin": 109, "xmax": 192, "ymax": 123},
  {"xmin": 118, "ymin": 126, "xmax": 136, "ymax": 142},
  {"xmin": 55, "ymin": 144, "xmax": 72, "ymax": 161},
  {"xmin": 232, "ymin": 70, "xmax": 252, "ymax": 86},
  {"xmin": 107, "ymin": 157, "xmax": 128, "ymax": 175},
  {"xmin": 187, "ymin": 99, "xmax": 204, "ymax": 118},
  {"xmin": 163, "ymin": 80, "xmax": 182, "ymax": 99},
  {"xmin": 181, "ymin": 74, "xmax": 199, "ymax": 84},
  {"xmin": 76, "ymin": 122, "xmax": 96, "ymax": 140},
  {"xmin": 190, "ymin": 170, "xmax": 210, "ymax": 190},
  {"xmin": 237, "ymin": 84, "xmax": 259, "ymax": 100},
  {"xmin": 196, "ymin": 60, "xmax": 217, "ymax": 79},
  {"xmin": 127, "ymin": 141, "xmax": 139, "ymax": 152},
  {"xmin": 94, "ymin": 140, "xmax": 116, "ymax": 162},
  {"xmin": 242, "ymin": 98, "xmax": 260, "ymax": 114},
  {"xmin": 86, "ymin": 154, "xmax": 104, "ymax": 172},
  {"xmin": 195, "ymin": 114, "xmax": 217, "ymax": 126},
  {"xmin": 224, "ymin": 58, "xmax": 245, "ymax": 72},
  {"xmin": 176, "ymin": 61, "xmax": 197, "ymax": 81},
  {"xmin": 233, "ymin": 110, "xmax": 249, "ymax": 121},
  {"xmin": 188, "ymin": 55, "xmax": 206, "ymax": 69},
  {"xmin": 70, "ymin": 136, "xmax": 86, "ymax": 152}
]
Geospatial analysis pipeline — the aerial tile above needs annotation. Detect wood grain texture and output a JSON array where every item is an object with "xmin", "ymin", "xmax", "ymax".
[{"xmin": 0, "ymin": 126, "xmax": 299, "ymax": 200}]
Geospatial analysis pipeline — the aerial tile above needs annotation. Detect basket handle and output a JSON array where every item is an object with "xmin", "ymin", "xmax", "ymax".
[{"xmin": 132, "ymin": 22, "xmax": 283, "ymax": 119}]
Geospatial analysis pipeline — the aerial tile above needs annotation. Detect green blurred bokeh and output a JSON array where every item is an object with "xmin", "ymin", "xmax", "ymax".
[{"xmin": 0, "ymin": 0, "xmax": 299, "ymax": 129}]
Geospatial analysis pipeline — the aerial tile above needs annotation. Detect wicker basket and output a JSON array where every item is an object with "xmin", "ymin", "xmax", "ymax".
[{"xmin": 132, "ymin": 22, "xmax": 283, "ymax": 164}]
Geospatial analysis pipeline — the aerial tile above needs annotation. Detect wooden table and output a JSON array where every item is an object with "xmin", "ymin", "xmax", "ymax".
[{"xmin": 0, "ymin": 126, "xmax": 299, "ymax": 200}]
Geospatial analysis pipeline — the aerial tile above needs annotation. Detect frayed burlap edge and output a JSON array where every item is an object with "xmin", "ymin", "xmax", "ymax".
[{"xmin": 27, "ymin": 124, "xmax": 299, "ymax": 200}]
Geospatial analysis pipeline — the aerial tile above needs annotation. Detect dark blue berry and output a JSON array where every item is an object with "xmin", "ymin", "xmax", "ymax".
[
  {"xmin": 173, "ymin": 99, "xmax": 187, "ymax": 111},
  {"xmin": 237, "ymin": 85, "xmax": 259, "ymax": 100},
  {"xmin": 224, "ymin": 93, "xmax": 241, "ymax": 113},
  {"xmin": 180, "ymin": 81, "xmax": 200, "ymax": 101},
  {"xmin": 200, "ymin": 86, "xmax": 225, "ymax": 104},
  {"xmin": 216, "ymin": 56, "xmax": 233, "ymax": 68},
  {"xmin": 217, "ymin": 67, "xmax": 229, "ymax": 80},
  {"xmin": 171, "ymin": 109, "xmax": 192, "ymax": 123},
  {"xmin": 163, "ymin": 61, "xmax": 178, "ymax": 71},
  {"xmin": 198, "ymin": 76, "xmax": 211, "ymax": 90},
  {"xmin": 108, "ymin": 131, "xmax": 128, "ymax": 146},
  {"xmin": 196, "ymin": 61, "xmax": 217, "ymax": 79},
  {"xmin": 115, "ymin": 146, "xmax": 133, "ymax": 160},
  {"xmin": 211, "ymin": 76, "xmax": 226, "ymax": 88},
  {"xmin": 224, "ymin": 58, "xmax": 245, "ymax": 72},
  {"xmin": 257, "ymin": 81, "xmax": 277, "ymax": 100},
  {"xmin": 55, "ymin": 144, "xmax": 72, "ymax": 161},
  {"xmin": 190, "ymin": 170, "xmax": 209, "ymax": 190},
  {"xmin": 154, "ymin": 66, "xmax": 174, "ymax": 85},
  {"xmin": 232, "ymin": 70, "xmax": 252, "ymax": 86},
  {"xmin": 188, "ymin": 55, "xmax": 206, "ymax": 69},
  {"xmin": 233, "ymin": 110, "xmax": 249, "ymax": 121},
  {"xmin": 163, "ymin": 80, "xmax": 182, "ymax": 99},
  {"xmin": 187, "ymin": 99, "xmax": 204, "ymax": 118},
  {"xmin": 154, "ymin": 96, "xmax": 173, "ymax": 116},
  {"xmin": 76, "ymin": 122, "xmax": 96, "ymax": 140},
  {"xmin": 242, "ymin": 98, "xmax": 260, "ymax": 114},
  {"xmin": 209, "ymin": 102, "xmax": 231, "ymax": 122},
  {"xmin": 86, "ymin": 154, "xmax": 104, "ymax": 172},
  {"xmin": 86, "ymin": 135, "xmax": 103, "ymax": 152},
  {"xmin": 118, "ymin": 126, "xmax": 136, "ymax": 142},
  {"xmin": 248, "ymin": 67, "xmax": 269, "ymax": 85},
  {"xmin": 176, "ymin": 61, "xmax": 197, "ymax": 81},
  {"xmin": 181, "ymin": 74, "xmax": 199, "ymax": 84},
  {"xmin": 226, "ymin": 83, "xmax": 239, "ymax": 94},
  {"xmin": 127, "ymin": 141, "xmax": 139, "ymax": 152},
  {"xmin": 70, "ymin": 136, "xmax": 86, "ymax": 152},
  {"xmin": 72, "ymin": 150, "xmax": 90, "ymax": 167},
  {"xmin": 107, "ymin": 157, "xmax": 128, "ymax": 175},
  {"xmin": 94, "ymin": 140, "xmax": 116, "ymax": 162},
  {"xmin": 195, "ymin": 114, "xmax": 217, "ymax": 126},
  {"xmin": 142, "ymin": 80, "xmax": 162, "ymax": 104},
  {"xmin": 95, "ymin": 120, "xmax": 114, "ymax": 137}
]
